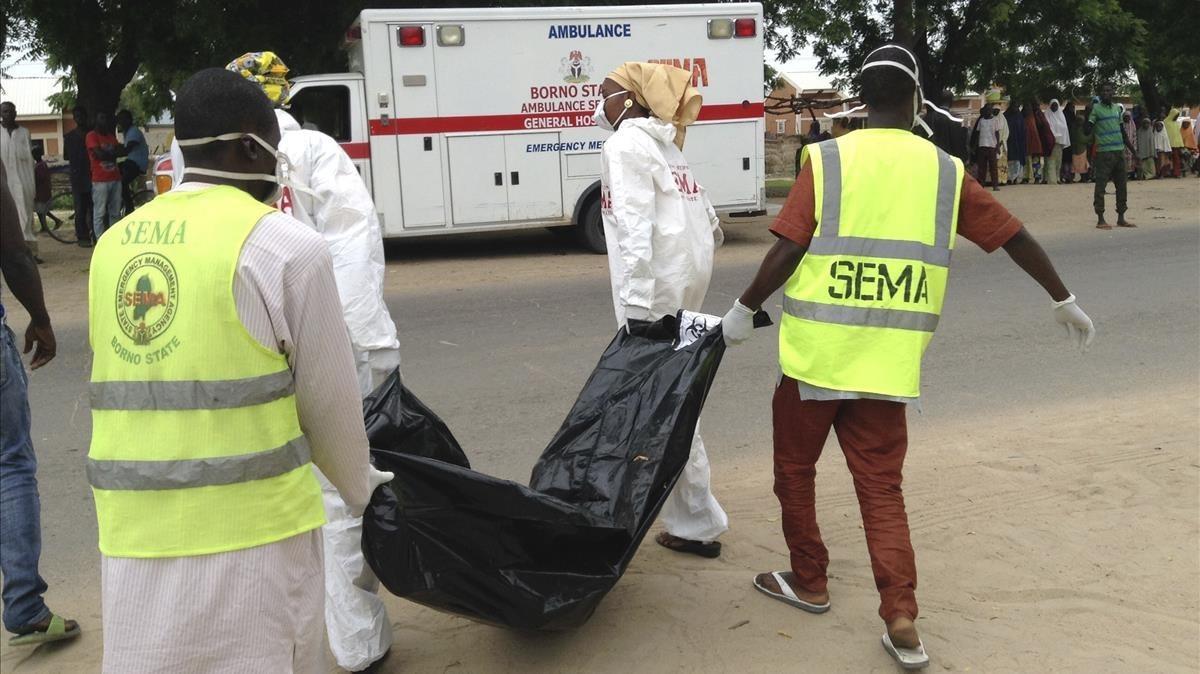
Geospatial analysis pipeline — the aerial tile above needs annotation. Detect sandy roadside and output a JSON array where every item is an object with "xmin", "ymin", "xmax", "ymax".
[{"xmin": 0, "ymin": 178, "xmax": 1196, "ymax": 673}]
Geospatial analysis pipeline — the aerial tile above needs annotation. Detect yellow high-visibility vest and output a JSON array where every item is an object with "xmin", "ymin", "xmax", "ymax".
[
  {"xmin": 780, "ymin": 129, "xmax": 964, "ymax": 399},
  {"xmin": 88, "ymin": 185, "xmax": 325, "ymax": 558}
]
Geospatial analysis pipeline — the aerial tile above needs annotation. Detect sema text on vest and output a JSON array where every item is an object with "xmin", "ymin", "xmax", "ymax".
[{"xmin": 827, "ymin": 261, "xmax": 929, "ymax": 303}]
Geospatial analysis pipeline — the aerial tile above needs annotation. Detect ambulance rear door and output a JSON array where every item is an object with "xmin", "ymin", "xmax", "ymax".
[{"xmin": 388, "ymin": 22, "xmax": 447, "ymax": 228}]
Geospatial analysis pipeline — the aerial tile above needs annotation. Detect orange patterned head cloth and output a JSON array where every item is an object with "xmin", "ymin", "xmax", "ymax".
[
  {"xmin": 607, "ymin": 62, "xmax": 703, "ymax": 149},
  {"xmin": 226, "ymin": 51, "xmax": 291, "ymax": 106}
]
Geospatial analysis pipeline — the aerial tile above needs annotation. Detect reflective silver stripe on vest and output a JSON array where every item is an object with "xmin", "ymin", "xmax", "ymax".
[
  {"xmin": 90, "ymin": 370, "xmax": 294, "ymax": 411},
  {"xmin": 784, "ymin": 297, "xmax": 940, "ymax": 333},
  {"xmin": 934, "ymin": 149, "xmax": 957, "ymax": 248},
  {"xmin": 87, "ymin": 437, "xmax": 311, "ymax": 491},
  {"xmin": 817, "ymin": 141, "xmax": 842, "ymax": 237},
  {"xmin": 815, "ymin": 141, "xmax": 958, "ymax": 254},
  {"xmin": 807, "ymin": 236, "xmax": 951, "ymax": 266}
]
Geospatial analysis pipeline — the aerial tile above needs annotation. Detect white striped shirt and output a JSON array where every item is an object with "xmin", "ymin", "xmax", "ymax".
[{"xmin": 101, "ymin": 183, "xmax": 370, "ymax": 673}]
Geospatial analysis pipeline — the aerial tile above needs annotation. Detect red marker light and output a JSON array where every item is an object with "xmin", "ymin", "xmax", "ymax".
[
  {"xmin": 398, "ymin": 25, "xmax": 425, "ymax": 47},
  {"xmin": 345, "ymin": 25, "xmax": 362, "ymax": 42},
  {"xmin": 734, "ymin": 18, "xmax": 756, "ymax": 38}
]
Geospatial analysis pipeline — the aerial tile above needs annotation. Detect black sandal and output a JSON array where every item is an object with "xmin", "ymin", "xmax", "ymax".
[{"xmin": 656, "ymin": 532, "xmax": 721, "ymax": 558}]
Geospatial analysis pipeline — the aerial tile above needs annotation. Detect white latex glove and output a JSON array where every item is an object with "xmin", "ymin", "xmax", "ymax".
[
  {"xmin": 713, "ymin": 225, "xmax": 725, "ymax": 249},
  {"xmin": 721, "ymin": 300, "xmax": 756, "ymax": 346},
  {"xmin": 369, "ymin": 466, "xmax": 394, "ymax": 493},
  {"xmin": 348, "ymin": 466, "xmax": 394, "ymax": 517},
  {"xmin": 1052, "ymin": 294, "xmax": 1095, "ymax": 352}
]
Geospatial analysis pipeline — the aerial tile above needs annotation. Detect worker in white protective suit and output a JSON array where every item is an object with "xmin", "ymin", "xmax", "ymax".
[
  {"xmin": 596, "ymin": 62, "xmax": 729, "ymax": 559},
  {"xmin": 170, "ymin": 52, "xmax": 397, "ymax": 672}
]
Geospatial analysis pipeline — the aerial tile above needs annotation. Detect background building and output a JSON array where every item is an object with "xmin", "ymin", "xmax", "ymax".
[{"xmin": 0, "ymin": 76, "xmax": 71, "ymax": 159}]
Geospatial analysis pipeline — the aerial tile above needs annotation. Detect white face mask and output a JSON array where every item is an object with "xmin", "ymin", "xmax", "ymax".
[
  {"xmin": 593, "ymin": 90, "xmax": 633, "ymax": 132},
  {"xmin": 859, "ymin": 45, "xmax": 936, "ymax": 136},
  {"xmin": 176, "ymin": 132, "xmax": 288, "ymax": 204}
]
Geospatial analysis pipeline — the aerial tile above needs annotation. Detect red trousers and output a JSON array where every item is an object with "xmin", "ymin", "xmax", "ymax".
[{"xmin": 772, "ymin": 377, "xmax": 917, "ymax": 621}]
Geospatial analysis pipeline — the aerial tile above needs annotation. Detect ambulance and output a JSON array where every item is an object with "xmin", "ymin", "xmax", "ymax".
[{"xmin": 160, "ymin": 3, "xmax": 766, "ymax": 252}]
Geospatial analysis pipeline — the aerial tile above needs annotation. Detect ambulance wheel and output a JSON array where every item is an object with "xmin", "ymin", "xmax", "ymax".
[{"xmin": 577, "ymin": 199, "xmax": 606, "ymax": 254}]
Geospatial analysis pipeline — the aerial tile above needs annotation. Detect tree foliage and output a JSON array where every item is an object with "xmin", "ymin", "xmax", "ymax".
[
  {"xmin": 1121, "ymin": 0, "xmax": 1199, "ymax": 114},
  {"xmin": 9, "ymin": 0, "xmax": 361, "ymax": 120},
  {"xmin": 763, "ymin": 0, "xmax": 1190, "ymax": 107},
  {"xmin": 8, "ymin": 0, "xmax": 680, "ymax": 122}
]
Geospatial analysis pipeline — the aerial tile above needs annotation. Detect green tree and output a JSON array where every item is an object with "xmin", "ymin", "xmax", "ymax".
[
  {"xmin": 9, "ymin": 0, "xmax": 363, "ymax": 119},
  {"xmin": 10, "ymin": 0, "xmax": 671, "ymax": 120},
  {"xmin": 763, "ymin": 0, "xmax": 1143, "ymax": 103},
  {"xmin": 1121, "ymin": 0, "xmax": 1199, "ymax": 114}
]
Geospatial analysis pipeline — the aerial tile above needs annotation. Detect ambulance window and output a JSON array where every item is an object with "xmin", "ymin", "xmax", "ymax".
[{"xmin": 287, "ymin": 85, "xmax": 351, "ymax": 142}]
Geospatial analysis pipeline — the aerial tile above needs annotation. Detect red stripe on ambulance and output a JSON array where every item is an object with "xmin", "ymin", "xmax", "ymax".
[
  {"xmin": 339, "ymin": 142, "xmax": 371, "ymax": 160},
  {"xmin": 366, "ymin": 102, "xmax": 765, "ymax": 136}
]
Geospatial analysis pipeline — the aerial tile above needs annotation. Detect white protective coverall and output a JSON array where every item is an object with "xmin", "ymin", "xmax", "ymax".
[
  {"xmin": 1, "ymin": 125, "xmax": 36, "ymax": 247},
  {"xmin": 599, "ymin": 115, "xmax": 729, "ymax": 543},
  {"xmin": 171, "ymin": 109, "xmax": 397, "ymax": 671}
]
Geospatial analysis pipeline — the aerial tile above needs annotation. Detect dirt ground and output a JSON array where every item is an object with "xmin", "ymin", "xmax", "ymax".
[{"xmin": 1, "ymin": 177, "xmax": 1197, "ymax": 673}]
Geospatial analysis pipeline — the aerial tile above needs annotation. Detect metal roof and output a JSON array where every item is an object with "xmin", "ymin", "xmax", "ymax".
[{"xmin": 0, "ymin": 77, "xmax": 62, "ymax": 118}]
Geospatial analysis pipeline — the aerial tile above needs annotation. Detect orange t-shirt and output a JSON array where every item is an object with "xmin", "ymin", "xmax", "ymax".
[{"xmin": 771, "ymin": 161, "xmax": 1023, "ymax": 252}]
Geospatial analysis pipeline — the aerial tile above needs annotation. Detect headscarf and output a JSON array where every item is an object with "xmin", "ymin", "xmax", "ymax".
[
  {"xmin": 1024, "ymin": 106, "xmax": 1044, "ymax": 156},
  {"xmin": 1165, "ymin": 107, "xmax": 1184, "ymax": 147},
  {"xmin": 607, "ymin": 62, "xmax": 702, "ymax": 149},
  {"xmin": 1182, "ymin": 120, "xmax": 1197, "ymax": 151},
  {"xmin": 227, "ymin": 51, "xmax": 291, "ymax": 105},
  {"xmin": 1004, "ymin": 103, "xmax": 1025, "ymax": 161},
  {"xmin": 1047, "ymin": 99, "xmax": 1069, "ymax": 146},
  {"xmin": 1122, "ymin": 113, "xmax": 1137, "ymax": 152}
]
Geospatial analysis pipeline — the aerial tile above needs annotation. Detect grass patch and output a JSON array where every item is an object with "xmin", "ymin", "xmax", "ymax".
[{"xmin": 766, "ymin": 178, "xmax": 795, "ymax": 199}]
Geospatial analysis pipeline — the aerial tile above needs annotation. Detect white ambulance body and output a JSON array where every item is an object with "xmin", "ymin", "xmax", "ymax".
[{"xmin": 279, "ymin": 3, "xmax": 765, "ymax": 251}]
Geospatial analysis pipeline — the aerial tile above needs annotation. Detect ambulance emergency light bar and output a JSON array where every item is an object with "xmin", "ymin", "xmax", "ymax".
[
  {"xmin": 394, "ymin": 24, "xmax": 467, "ymax": 47},
  {"xmin": 388, "ymin": 18, "xmax": 752, "ymax": 45},
  {"xmin": 708, "ymin": 17, "xmax": 756, "ymax": 39}
]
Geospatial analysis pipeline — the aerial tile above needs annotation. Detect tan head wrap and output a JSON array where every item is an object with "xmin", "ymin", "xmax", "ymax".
[{"xmin": 607, "ymin": 62, "xmax": 703, "ymax": 149}]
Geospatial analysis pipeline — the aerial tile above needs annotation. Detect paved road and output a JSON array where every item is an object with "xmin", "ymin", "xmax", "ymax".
[{"xmin": 2, "ymin": 178, "xmax": 1196, "ymax": 672}]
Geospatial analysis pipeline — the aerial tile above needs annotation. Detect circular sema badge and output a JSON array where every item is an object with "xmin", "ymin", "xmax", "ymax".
[{"xmin": 115, "ymin": 253, "xmax": 179, "ymax": 346}]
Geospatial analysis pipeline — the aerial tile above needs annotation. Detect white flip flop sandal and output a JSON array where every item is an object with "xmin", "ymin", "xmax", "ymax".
[
  {"xmin": 882, "ymin": 632, "xmax": 929, "ymax": 670},
  {"xmin": 752, "ymin": 572, "xmax": 831, "ymax": 614}
]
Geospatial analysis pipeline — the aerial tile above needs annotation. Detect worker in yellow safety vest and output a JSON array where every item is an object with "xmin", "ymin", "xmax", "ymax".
[
  {"xmin": 718, "ymin": 45, "xmax": 1096, "ymax": 670},
  {"xmin": 87, "ymin": 68, "xmax": 391, "ymax": 673}
]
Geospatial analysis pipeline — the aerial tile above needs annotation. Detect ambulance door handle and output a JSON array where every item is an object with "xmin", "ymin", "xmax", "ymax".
[
  {"xmin": 494, "ymin": 172, "xmax": 503, "ymax": 186},
  {"xmin": 742, "ymin": 157, "xmax": 750, "ymax": 171},
  {"xmin": 423, "ymin": 137, "xmax": 432, "ymax": 151},
  {"xmin": 510, "ymin": 171, "xmax": 520, "ymax": 185}
]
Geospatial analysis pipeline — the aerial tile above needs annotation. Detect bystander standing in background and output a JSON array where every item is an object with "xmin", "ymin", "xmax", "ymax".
[
  {"xmin": 974, "ymin": 105, "xmax": 1002, "ymax": 190},
  {"xmin": 1153, "ymin": 119, "xmax": 1172, "ymax": 177},
  {"xmin": 31, "ymin": 147, "xmax": 62, "ymax": 233},
  {"xmin": 1122, "ymin": 112, "xmax": 1138, "ymax": 178},
  {"xmin": 115, "ymin": 110, "xmax": 148, "ymax": 215},
  {"xmin": 1023, "ymin": 103, "xmax": 1044, "ymax": 183},
  {"xmin": 1164, "ymin": 107, "xmax": 1183, "ymax": 178},
  {"xmin": 1070, "ymin": 111, "xmax": 1091, "ymax": 182},
  {"xmin": 1135, "ymin": 117, "xmax": 1157, "ymax": 180},
  {"xmin": 1004, "ymin": 101, "xmax": 1025, "ymax": 184},
  {"xmin": 1033, "ymin": 102, "xmax": 1056, "ymax": 184},
  {"xmin": 1045, "ymin": 99, "xmax": 1070, "ymax": 184},
  {"xmin": 63, "ymin": 106, "xmax": 93, "ymax": 246},
  {"xmin": 1084, "ymin": 83, "xmax": 1135, "ymax": 228},
  {"xmin": 0, "ymin": 102, "xmax": 39, "ymax": 261},
  {"xmin": 1180, "ymin": 120, "xmax": 1197, "ymax": 175},
  {"xmin": 85, "ymin": 112, "xmax": 124, "ymax": 239}
]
